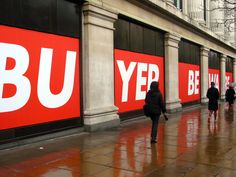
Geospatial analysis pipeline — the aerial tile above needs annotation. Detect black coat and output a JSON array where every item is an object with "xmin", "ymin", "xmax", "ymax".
[
  {"xmin": 225, "ymin": 88, "xmax": 235, "ymax": 104},
  {"xmin": 206, "ymin": 87, "xmax": 220, "ymax": 111},
  {"xmin": 145, "ymin": 90, "xmax": 166, "ymax": 115}
]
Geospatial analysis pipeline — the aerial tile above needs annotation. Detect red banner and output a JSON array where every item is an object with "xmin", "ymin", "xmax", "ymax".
[
  {"xmin": 225, "ymin": 72, "xmax": 233, "ymax": 89},
  {"xmin": 179, "ymin": 63, "xmax": 200, "ymax": 103},
  {"xmin": 0, "ymin": 25, "xmax": 80, "ymax": 130},
  {"xmin": 208, "ymin": 69, "xmax": 220, "ymax": 91},
  {"xmin": 114, "ymin": 49, "xmax": 164, "ymax": 113}
]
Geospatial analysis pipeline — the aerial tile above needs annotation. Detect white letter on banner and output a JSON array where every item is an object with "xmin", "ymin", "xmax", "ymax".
[
  {"xmin": 225, "ymin": 76, "xmax": 230, "ymax": 89},
  {"xmin": 116, "ymin": 60, "xmax": 136, "ymax": 102},
  {"xmin": 136, "ymin": 62, "xmax": 148, "ymax": 100},
  {"xmin": 147, "ymin": 64, "xmax": 159, "ymax": 91},
  {"xmin": 37, "ymin": 48, "xmax": 76, "ymax": 108},
  {"xmin": 0, "ymin": 43, "xmax": 31, "ymax": 112},
  {"xmin": 215, "ymin": 74, "xmax": 219, "ymax": 89},
  {"xmin": 188, "ymin": 70, "xmax": 194, "ymax": 96},
  {"xmin": 194, "ymin": 70, "xmax": 199, "ymax": 94},
  {"xmin": 209, "ymin": 74, "xmax": 213, "ymax": 87}
]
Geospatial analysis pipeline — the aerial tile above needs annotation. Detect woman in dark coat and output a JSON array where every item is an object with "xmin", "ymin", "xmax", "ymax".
[
  {"xmin": 207, "ymin": 82, "xmax": 220, "ymax": 121},
  {"xmin": 225, "ymin": 85, "xmax": 235, "ymax": 110},
  {"xmin": 145, "ymin": 81, "xmax": 166, "ymax": 144}
]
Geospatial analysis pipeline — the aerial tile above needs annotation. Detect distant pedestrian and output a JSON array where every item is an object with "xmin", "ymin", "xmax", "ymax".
[
  {"xmin": 225, "ymin": 85, "xmax": 235, "ymax": 110},
  {"xmin": 207, "ymin": 82, "xmax": 220, "ymax": 121},
  {"xmin": 145, "ymin": 81, "xmax": 167, "ymax": 144}
]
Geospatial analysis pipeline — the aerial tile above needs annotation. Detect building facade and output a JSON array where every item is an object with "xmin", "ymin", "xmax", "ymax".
[{"xmin": 0, "ymin": 0, "xmax": 235, "ymax": 145}]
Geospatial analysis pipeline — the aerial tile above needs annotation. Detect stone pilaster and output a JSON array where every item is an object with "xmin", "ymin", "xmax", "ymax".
[
  {"xmin": 220, "ymin": 54, "xmax": 226, "ymax": 100},
  {"xmin": 82, "ymin": 2, "xmax": 120, "ymax": 131},
  {"xmin": 210, "ymin": 0, "xmax": 225, "ymax": 38},
  {"xmin": 188, "ymin": 0, "xmax": 205, "ymax": 23},
  {"xmin": 182, "ymin": 0, "xmax": 188, "ymax": 15},
  {"xmin": 205, "ymin": 0, "xmax": 211, "ymax": 27},
  {"xmin": 164, "ymin": 33, "xmax": 182, "ymax": 113},
  {"xmin": 200, "ymin": 46, "xmax": 209, "ymax": 104}
]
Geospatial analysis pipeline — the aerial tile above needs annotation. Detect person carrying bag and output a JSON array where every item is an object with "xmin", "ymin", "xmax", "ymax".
[{"xmin": 144, "ymin": 81, "xmax": 167, "ymax": 144}]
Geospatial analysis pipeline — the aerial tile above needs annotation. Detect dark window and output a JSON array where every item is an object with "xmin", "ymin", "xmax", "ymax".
[
  {"xmin": 143, "ymin": 28, "xmax": 156, "ymax": 55},
  {"xmin": 20, "ymin": 0, "xmax": 54, "ymax": 32},
  {"xmin": 0, "ymin": 0, "xmax": 81, "ymax": 38},
  {"xmin": 114, "ymin": 17, "xmax": 164, "ymax": 56},
  {"xmin": 156, "ymin": 32, "xmax": 164, "ymax": 56},
  {"xmin": 130, "ymin": 23, "xmax": 143, "ymax": 53},
  {"xmin": 226, "ymin": 57, "xmax": 233, "ymax": 72},
  {"xmin": 195, "ymin": 45, "xmax": 200, "ymax": 65},
  {"xmin": 0, "ymin": 0, "xmax": 19, "ymax": 26},
  {"xmin": 178, "ymin": 40, "xmax": 184, "ymax": 62},
  {"xmin": 179, "ymin": 39, "xmax": 200, "ymax": 65},
  {"xmin": 190, "ymin": 43, "xmax": 195, "ymax": 64},
  {"xmin": 208, "ymin": 50, "xmax": 220, "ymax": 69},
  {"xmin": 114, "ymin": 19, "xmax": 130, "ymax": 50},
  {"xmin": 56, "ymin": 0, "xmax": 80, "ymax": 37}
]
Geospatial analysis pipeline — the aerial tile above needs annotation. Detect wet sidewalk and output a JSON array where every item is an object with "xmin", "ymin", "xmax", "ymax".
[{"xmin": 1, "ymin": 103, "xmax": 236, "ymax": 177}]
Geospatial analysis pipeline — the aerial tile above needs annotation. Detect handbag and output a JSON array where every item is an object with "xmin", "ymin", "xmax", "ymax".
[{"xmin": 143, "ymin": 104, "xmax": 151, "ymax": 117}]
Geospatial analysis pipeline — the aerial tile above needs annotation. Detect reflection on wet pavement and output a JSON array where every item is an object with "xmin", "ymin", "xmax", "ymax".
[{"xmin": 1, "ymin": 103, "xmax": 236, "ymax": 177}]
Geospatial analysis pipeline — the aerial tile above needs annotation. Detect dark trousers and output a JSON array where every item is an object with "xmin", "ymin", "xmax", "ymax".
[{"xmin": 150, "ymin": 114, "xmax": 160, "ymax": 141}]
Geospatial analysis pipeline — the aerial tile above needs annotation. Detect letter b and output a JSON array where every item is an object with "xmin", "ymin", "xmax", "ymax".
[
  {"xmin": 188, "ymin": 70, "xmax": 194, "ymax": 96},
  {"xmin": 0, "ymin": 43, "xmax": 31, "ymax": 112}
]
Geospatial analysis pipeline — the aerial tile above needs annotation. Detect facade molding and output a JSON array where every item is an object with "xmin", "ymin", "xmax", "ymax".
[
  {"xmin": 164, "ymin": 33, "xmax": 181, "ymax": 48},
  {"xmin": 123, "ymin": 0, "xmax": 236, "ymax": 56},
  {"xmin": 201, "ymin": 46, "xmax": 210, "ymax": 57},
  {"xmin": 220, "ymin": 54, "xmax": 227, "ymax": 62},
  {"xmin": 83, "ymin": 2, "xmax": 117, "ymax": 30}
]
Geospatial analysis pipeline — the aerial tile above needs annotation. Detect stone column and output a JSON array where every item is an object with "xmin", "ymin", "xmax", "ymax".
[
  {"xmin": 188, "ymin": 0, "xmax": 205, "ymax": 24},
  {"xmin": 205, "ymin": 0, "xmax": 211, "ymax": 27},
  {"xmin": 233, "ymin": 58, "xmax": 236, "ymax": 83},
  {"xmin": 210, "ymin": 0, "xmax": 225, "ymax": 38},
  {"xmin": 200, "ymin": 46, "xmax": 209, "ymax": 104},
  {"xmin": 82, "ymin": 2, "xmax": 120, "ymax": 131},
  {"xmin": 220, "ymin": 54, "xmax": 226, "ymax": 100},
  {"xmin": 164, "ymin": 33, "xmax": 182, "ymax": 113},
  {"xmin": 182, "ymin": 0, "xmax": 188, "ymax": 15}
]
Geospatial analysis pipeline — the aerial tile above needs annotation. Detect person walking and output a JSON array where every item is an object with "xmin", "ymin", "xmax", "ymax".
[
  {"xmin": 207, "ymin": 82, "xmax": 220, "ymax": 122},
  {"xmin": 145, "ymin": 81, "xmax": 166, "ymax": 144},
  {"xmin": 225, "ymin": 85, "xmax": 235, "ymax": 110}
]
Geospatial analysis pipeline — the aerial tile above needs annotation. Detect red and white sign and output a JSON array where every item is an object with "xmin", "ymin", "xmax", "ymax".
[
  {"xmin": 114, "ymin": 49, "xmax": 164, "ymax": 113},
  {"xmin": 225, "ymin": 72, "xmax": 233, "ymax": 89},
  {"xmin": 179, "ymin": 63, "xmax": 200, "ymax": 103},
  {"xmin": 0, "ymin": 25, "xmax": 80, "ymax": 130},
  {"xmin": 208, "ymin": 69, "xmax": 220, "ymax": 90}
]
